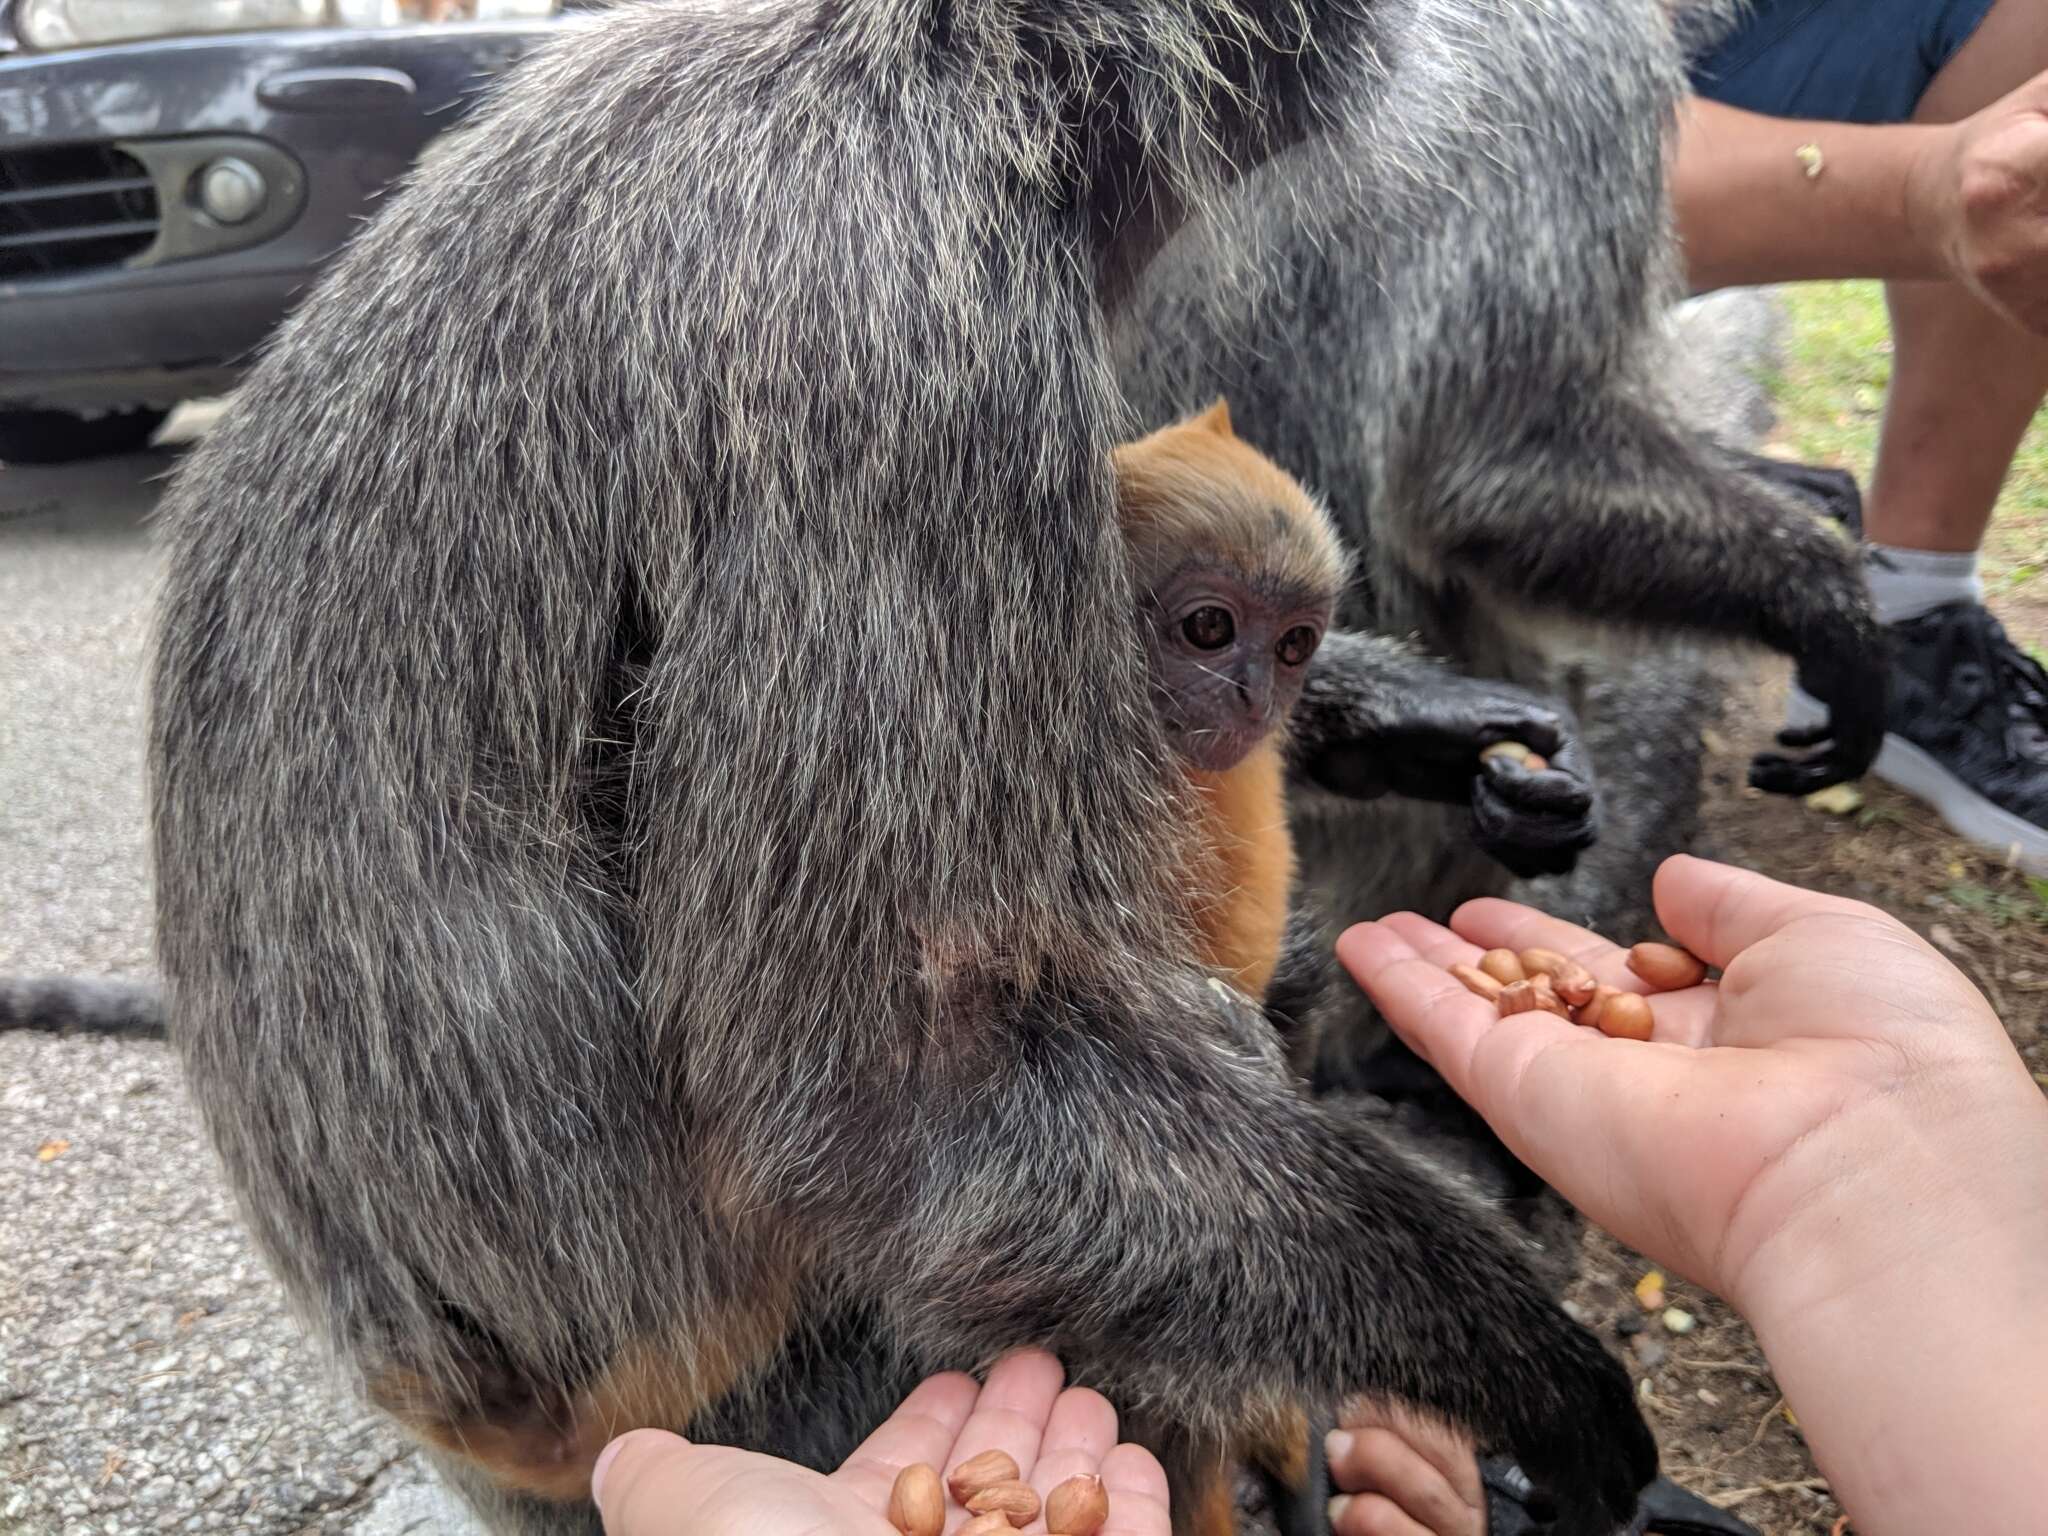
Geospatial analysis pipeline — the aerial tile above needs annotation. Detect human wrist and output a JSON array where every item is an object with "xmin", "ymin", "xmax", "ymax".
[
  {"xmin": 1727, "ymin": 1074, "xmax": 2048, "ymax": 1533},
  {"xmin": 1899, "ymin": 118, "xmax": 1965, "ymax": 283},
  {"xmin": 1728, "ymin": 1064, "xmax": 2048, "ymax": 1336}
]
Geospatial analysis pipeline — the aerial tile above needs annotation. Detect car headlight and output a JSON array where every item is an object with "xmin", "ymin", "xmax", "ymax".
[{"xmin": 15, "ymin": 0, "xmax": 557, "ymax": 51}]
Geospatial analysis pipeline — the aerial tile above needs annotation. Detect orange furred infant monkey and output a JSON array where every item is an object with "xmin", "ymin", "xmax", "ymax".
[{"xmin": 1114, "ymin": 400, "xmax": 1348, "ymax": 1000}]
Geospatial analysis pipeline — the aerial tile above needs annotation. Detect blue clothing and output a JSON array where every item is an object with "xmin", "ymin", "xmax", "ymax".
[{"xmin": 1688, "ymin": 0, "xmax": 1999, "ymax": 124}]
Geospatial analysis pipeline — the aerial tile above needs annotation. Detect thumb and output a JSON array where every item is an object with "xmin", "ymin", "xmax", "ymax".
[
  {"xmin": 592, "ymin": 1428, "xmax": 705, "ymax": 1531},
  {"xmin": 2005, "ymin": 64, "xmax": 2048, "ymax": 115},
  {"xmin": 1649, "ymin": 854, "xmax": 1870, "ymax": 969}
]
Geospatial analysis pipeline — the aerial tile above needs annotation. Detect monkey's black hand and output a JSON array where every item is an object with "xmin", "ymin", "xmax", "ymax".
[
  {"xmin": 1470, "ymin": 728, "xmax": 1598, "ymax": 880},
  {"xmin": 1748, "ymin": 624, "xmax": 1890, "ymax": 796},
  {"xmin": 1292, "ymin": 635, "xmax": 1598, "ymax": 877},
  {"xmin": 1505, "ymin": 1316, "xmax": 1661, "ymax": 1536}
]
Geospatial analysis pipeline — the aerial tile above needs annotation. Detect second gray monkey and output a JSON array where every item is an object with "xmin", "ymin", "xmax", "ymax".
[{"xmin": 1114, "ymin": 0, "xmax": 1880, "ymax": 1107}]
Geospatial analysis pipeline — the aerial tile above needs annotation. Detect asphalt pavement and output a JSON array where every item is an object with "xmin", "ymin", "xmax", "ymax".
[
  {"xmin": 0, "ymin": 410, "xmax": 479, "ymax": 1535},
  {"xmin": 0, "ymin": 286, "xmax": 1781, "ymax": 1536}
]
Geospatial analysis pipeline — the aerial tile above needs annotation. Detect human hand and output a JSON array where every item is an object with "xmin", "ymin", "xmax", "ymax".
[
  {"xmin": 591, "ymin": 1349, "xmax": 1171, "ymax": 1536},
  {"xmin": 1911, "ymin": 67, "xmax": 2048, "ymax": 335},
  {"xmin": 1333, "ymin": 855, "xmax": 2047, "ymax": 1323},
  {"xmin": 1326, "ymin": 1401, "xmax": 1483, "ymax": 1536}
]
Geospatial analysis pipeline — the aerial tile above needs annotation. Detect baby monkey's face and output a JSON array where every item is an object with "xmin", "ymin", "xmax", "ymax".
[{"xmin": 1144, "ymin": 555, "xmax": 1332, "ymax": 773}]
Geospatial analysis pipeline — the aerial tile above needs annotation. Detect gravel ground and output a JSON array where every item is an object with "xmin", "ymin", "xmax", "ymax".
[{"xmin": 0, "ymin": 290, "xmax": 1784, "ymax": 1536}]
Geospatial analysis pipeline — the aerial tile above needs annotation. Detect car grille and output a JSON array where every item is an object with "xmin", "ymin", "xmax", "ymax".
[{"xmin": 0, "ymin": 143, "xmax": 160, "ymax": 280}]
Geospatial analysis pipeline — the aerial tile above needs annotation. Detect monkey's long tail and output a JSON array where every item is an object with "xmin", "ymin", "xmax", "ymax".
[{"xmin": 0, "ymin": 976, "xmax": 166, "ymax": 1039}]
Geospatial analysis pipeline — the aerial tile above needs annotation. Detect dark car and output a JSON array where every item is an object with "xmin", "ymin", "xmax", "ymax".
[{"xmin": 0, "ymin": 0, "xmax": 596, "ymax": 463}]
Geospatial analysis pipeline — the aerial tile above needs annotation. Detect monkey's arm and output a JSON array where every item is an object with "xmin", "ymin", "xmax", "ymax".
[
  {"xmin": 850, "ymin": 978, "xmax": 1653, "ymax": 1536},
  {"xmin": 1429, "ymin": 407, "xmax": 1885, "ymax": 795},
  {"xmin": 1288, "ymin": 630, "xmax": 1597, "ymax": 879}
]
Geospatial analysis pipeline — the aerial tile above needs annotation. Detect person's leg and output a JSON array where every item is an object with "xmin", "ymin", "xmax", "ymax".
[
  {"xmin": 1681, "ymin": 0, "xmax": 2048, "ymax": 867},
  {"xmin": 1852, "ymin": 1, "xmax": 2048, "ymax": 871},
  {"xmin": 1866, "ymin": 0, "xmax": 2048, "ymax": 569}
]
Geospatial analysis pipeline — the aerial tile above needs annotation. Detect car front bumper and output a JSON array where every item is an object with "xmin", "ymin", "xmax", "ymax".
[{"xmin": 0, "ymin": 15, "xmax": 588, "ymax": 411}]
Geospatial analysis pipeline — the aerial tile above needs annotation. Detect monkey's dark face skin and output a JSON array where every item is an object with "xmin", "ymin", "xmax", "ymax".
[{"xmin": 1146, "ymin": 559, "xmax": 1330, "ymax": 771}]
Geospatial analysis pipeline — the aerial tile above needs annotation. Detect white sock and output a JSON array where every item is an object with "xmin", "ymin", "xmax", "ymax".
[{"xmin": 1863, "ymin": 543, "xmax": 1984, "ymax": 626}]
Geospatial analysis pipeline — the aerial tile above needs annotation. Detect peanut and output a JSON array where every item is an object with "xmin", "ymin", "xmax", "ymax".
[
  {"xmin": 1496, "ymin": 980, "xmax": 1542, "ymax": 1016},
  {"xmin": 1478, "ymin": 948, "xmax": 1526, "ymax": 985},
  {"xmin": 1525, "ymin": 752, "xmax": 1550, "ymax": 772},
  {"xmin": 946, "ymin": 1450, "xmax": 1022, "ymax": 1505},
  {"xmin": 957, "ymin": 1516, "xmax": 1015, "ymax": 1536},
  {"xmin": 1449, "ymin": 963, "xmax": 1504, "ymax": 1002},
  {"xmin": 1578, "ymin": 984, "xmax": 1621, "ymax": 1029},
  {"xmin": 1596, "ymin": 991, "xmax": 1655, "ymax": 1041},
  {"xmin": 888, "ymin": 1463, "xmax": 944, "ymax": 1536},
  {"xmin": 1479, "ymin": 740, "xmax": 1534, "ymax": 767},
  {"xmin": 1046, "ymin": 1474, "xmax": 1111, "ymax": 1535},
  {"xmin": 1627, "ymin": 942, "xmax": 1708, "ymax": 990},
  {"xmin": 964, "ymin": 1481, "xmax": 1041, "ymax": 1528},
  {"xmin": 1525, "ymin": 975, "xmax": 1571, "ymax": 1018},
  {"xmin": 1549, "ymin": 962, "xmax": 1598, "ymax": 1007}
]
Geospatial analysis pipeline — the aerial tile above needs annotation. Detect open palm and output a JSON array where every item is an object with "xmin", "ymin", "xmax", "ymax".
[
  {"xmin": 595, "ymin": 1351, "xmax": 1172, "ymax": 1536},
  {"xmin": 1335, "ymin": 855, "xmax": 2026, "ymax": 1312}
]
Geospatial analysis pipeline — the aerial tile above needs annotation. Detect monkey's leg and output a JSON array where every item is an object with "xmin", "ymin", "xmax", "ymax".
[
  {"xmin": 855, "ymin": 976, "xmax": 1654, "ymax": 1536},
  {"xmin": 1429, "ymin": 406, "xmax": 1885, "ymax": 795}
]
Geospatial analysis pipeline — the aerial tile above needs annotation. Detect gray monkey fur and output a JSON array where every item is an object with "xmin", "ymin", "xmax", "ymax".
[
  {"xmin": 1112, "ymin": 0, "xmax": 1879, "ymax": 1109},
  {"xmin": 132, "ymin": 0, "xmax": 1726, "ymax": 1533}
]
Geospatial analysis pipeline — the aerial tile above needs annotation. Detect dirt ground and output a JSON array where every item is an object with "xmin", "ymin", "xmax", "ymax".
[{"xmin": 1559, "ymin": 655, "xmax": 2048, "ymax": 1536}]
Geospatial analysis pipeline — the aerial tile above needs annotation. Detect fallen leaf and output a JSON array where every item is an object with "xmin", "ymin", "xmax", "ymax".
[
  {"xmin": 97, "ymin": 1451, "xmax": 124, "ymax": 1488},
  {"xmin": 35, "ymin": 1139, "xmax": 70, "ymax": 1163},
  {"xmin": 175, "ymin": 1309, "xmax": 206, "ymax": 1332},
  {"xmin": 1633, "ymin": 1271, "xmax": 1666, "ymax": 1309},
  {"xmin": 1929, "ymin": 923, "xmax": 1961, "ymax": 953},
  {"xmin": 1803, "ymin": 783, "xmax": 1863, "ymax": 817}
]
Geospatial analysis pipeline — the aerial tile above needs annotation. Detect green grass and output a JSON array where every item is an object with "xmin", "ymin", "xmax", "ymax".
[{"xmin": 1763, "ymin": 280, "xmax": 2048, "ymax": 652}]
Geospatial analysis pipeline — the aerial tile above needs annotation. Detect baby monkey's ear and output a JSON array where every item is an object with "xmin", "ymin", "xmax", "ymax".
[{"xmin": 1188, "ymin": 398, "xmax": 1234, "ymax": 438}]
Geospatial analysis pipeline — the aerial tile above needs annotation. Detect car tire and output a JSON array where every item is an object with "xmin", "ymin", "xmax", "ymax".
[{"xmin": 0, "ymin": 406, "xmax": 171, "ymax": 466}]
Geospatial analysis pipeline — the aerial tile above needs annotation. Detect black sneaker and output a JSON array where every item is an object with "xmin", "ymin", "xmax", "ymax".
[{"xmin": 1792, "ymin": 601, "xmax": 2048, "ymax": 872}]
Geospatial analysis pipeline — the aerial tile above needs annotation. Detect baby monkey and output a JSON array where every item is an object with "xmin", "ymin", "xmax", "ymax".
[
  {"xmin": 1116, "ymin": 403, "xmax": 1347, "ymax": 1535},
  {"xmin": 1115, "ymin": 401, "xmax": 1347, "ymax": 1002}
]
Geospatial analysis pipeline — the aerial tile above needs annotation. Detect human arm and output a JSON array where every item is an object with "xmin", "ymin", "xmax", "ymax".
[
  {"xmin": 1675, "ymin": 74, "xmax": 2048, "ymax": 336},
  {"xmin": 1335, "ymin": 855, "xmax": 2048, "ymax": 1536},
  {"xmin": 592, "ymin": 1350, "xmax": 1171, "ymax": 1536}
]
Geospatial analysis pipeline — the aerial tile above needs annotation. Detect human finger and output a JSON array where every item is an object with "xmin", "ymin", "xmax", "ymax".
[
  {"xmin": 1333, "ymin": 1404, "xmax": 1483, "ymax": 1506},
  {"xmin": 1329, "ymin": 1491, "xmax": 1437, "ymax": 1536},
  {"xmin": 1339, "ymin": 919, "xmax": 1715, "ymax": 1250},
  {"xmin": 1326, "ymin": 1427, "xmax": 1482, "ymax": 1536},
  {"xmin": 1441, "ymin": 900, "xmax": 1640, "ymax": 989},
  {"xmin": 1377, "ymin": 911, "xmax": 1718, "ymax": 1048},
  {"xmin": 596, "ymin": 1431, "xmax": 818, "ymax": 1536},
  {"xmin": 935, "ymin": 1350, "xmax": 1067, "ymax": 1493},
  {"xmin": 1650, "ymin": 855, "xmax": 1876, "ymax": 969},
  {"xmin": 1097, "ymin": 1443, "xmax": 1173, "ymax": 1536},
  {"xmin": 830, "ymin": 1371, "xmax": 986, "ymax": 1509},
  {"xmin": 1026, "ymin": 1386, "xmax": 1121, "ymax": 1511},
  {"xmin": 1333, "ymin": 922, "xmax": 1516, "ymax": 1104}
]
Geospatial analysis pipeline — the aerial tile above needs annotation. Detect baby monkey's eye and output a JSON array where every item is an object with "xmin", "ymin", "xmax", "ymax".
[
  {"xmin": 1275, "ymin": 625, "xmax": 1320, "ymax": 667},
  {"xmin": 1181, "ymin": 606, "xmax": 1235, "ymax": 650}
]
